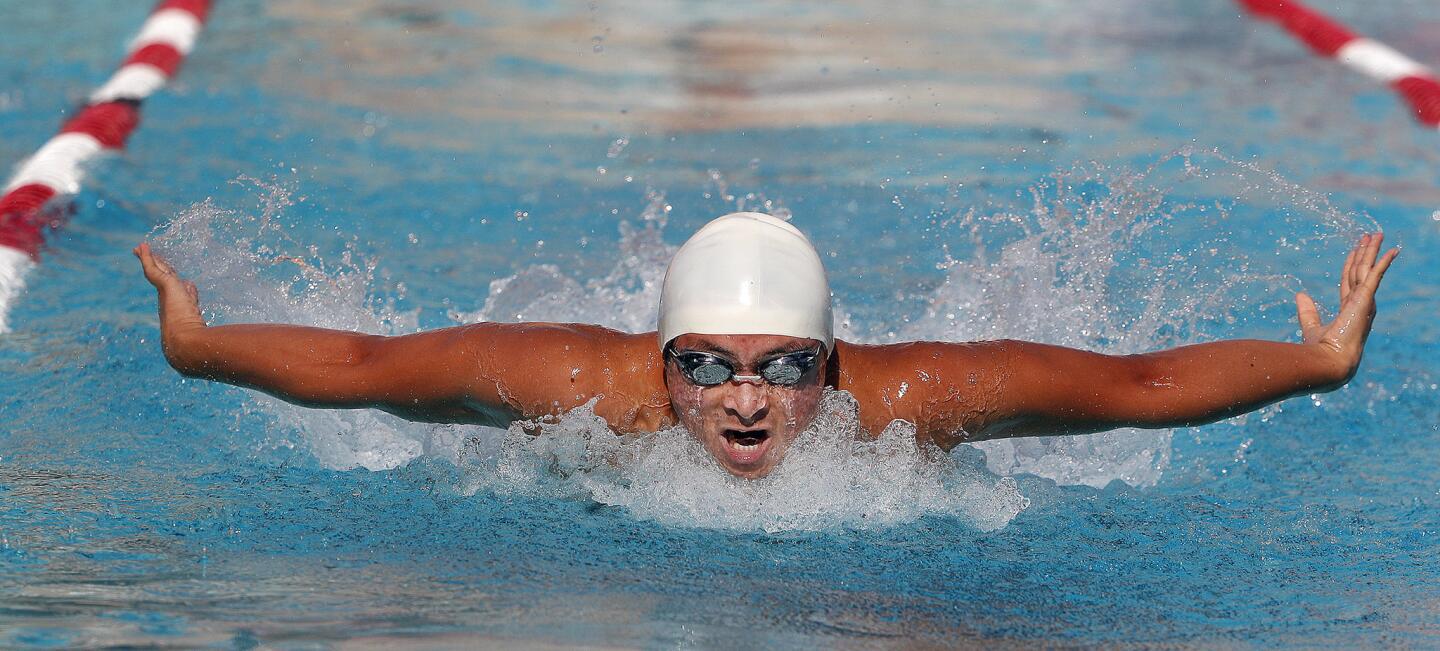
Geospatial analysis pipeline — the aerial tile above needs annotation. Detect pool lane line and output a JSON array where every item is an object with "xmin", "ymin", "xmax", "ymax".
[
  {"xmin": 0, "ymin": 0, "xmax": 213, "ymax": 333},
  {"xmin": 1237, "ymin": 0, "xmax": 1440, "ymax": 130}
]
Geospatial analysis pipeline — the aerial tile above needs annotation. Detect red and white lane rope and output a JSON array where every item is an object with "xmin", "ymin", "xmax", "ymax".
[
  {"xmin": 0, "ymin": 0, "xmax": 212, "ymax": 332},
  {"xmin": 1238, "ymin": 0, "xmax": 1440, "ymax": 129}
]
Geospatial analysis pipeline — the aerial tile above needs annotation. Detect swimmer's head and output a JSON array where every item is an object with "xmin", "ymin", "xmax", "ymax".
[
  {"xmin": 657, "ymin": 212, "xmax": 833, "ymax": 352},
  {"xmin": 657, "ymin": 213, "xmax": 833, "ymax": 479}
]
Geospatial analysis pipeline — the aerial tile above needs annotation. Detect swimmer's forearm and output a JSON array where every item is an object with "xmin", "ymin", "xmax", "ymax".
[
  {"xmin": 164, "ymin": 322, "xmax": 498, "ymax": 425},
  {"xmin": 976, "ymin": 338, "xmax": 1349, "ymax": 440},
  {"xmin": 163, "ymin": 323, "xmax": 396, "ymax": 408},
  {"xmin": 1119, "ymin": 339, "xmax": 1348, "ymax": 427}
]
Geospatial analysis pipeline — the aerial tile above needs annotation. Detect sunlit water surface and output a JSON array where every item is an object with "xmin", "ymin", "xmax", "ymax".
[{"xmin": 1, "ymin": 0, "xmax": 1438, "ymax": 647}]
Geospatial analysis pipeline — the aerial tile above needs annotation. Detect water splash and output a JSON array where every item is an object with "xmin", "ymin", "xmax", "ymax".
[
  {"xmin": 451, "ymin": 191, "xmax": 674, "ymax": 331},
  {"xmin": 149, "ymin": 177, "xmax": 436, "ymax": 471}
]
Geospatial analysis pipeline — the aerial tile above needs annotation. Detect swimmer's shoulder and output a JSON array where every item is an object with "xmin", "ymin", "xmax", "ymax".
[
  {"xmin": 832, "ymin": 338, "xmax": 1018, "ymax": 440},
  {"xmin": 455, "ymin": 324, "xmax": 668, "ymax": 434},
  {"xmin": 447, "ymin": 322, "xmax": 668, "ymax": 431},
  {"xmin": 832, "ymin": 338, "xmax": 1015, "ymax": 387},
  {"xmin": 449, "ymin": 321, "xmax": 654, "ymax": 359}
]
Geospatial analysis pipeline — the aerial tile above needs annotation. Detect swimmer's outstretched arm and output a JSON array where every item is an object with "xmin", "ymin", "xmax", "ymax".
[
  {"xmin": 883, "ymin": 233, "xmax": 1398, "ymax": 446},
  {"xmin": 133, "ymin": 243, "xmax": 665, "ymax": 429}
]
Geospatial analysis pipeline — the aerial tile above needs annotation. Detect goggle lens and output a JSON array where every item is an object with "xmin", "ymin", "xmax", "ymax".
[
  {"xmin": 668, "ymin": 348, "xmax": 819, "ymax": 387},
  {"xmin": 689, "ymin": 362, "xmax": 733, "ymax": 386},
  {"xmin": 760, "ymin": 362, "xmax": 803, "ymax": 385}
]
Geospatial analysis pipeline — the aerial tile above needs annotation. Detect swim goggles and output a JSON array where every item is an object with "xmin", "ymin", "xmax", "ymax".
[{"xmin": 665, "ymin": 345, "xmax": 823, "ymax": 387}]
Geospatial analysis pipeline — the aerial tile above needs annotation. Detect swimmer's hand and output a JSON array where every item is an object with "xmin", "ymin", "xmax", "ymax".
[
  {"xmin": 1294, "ymin": 232, "xmax": 1399, "ymax": 386},
  {"xmin": 134, "ymin": 241, "xmax": 207, "ymax": 359}
]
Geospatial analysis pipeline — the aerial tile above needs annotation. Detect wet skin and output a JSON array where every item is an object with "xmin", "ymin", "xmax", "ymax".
[
  {"xmin": 664, "ymin": 334, "xmax": 827, "ymax": 479},
  {"xmin": 136, "ymin": 234, "xmax": 1399, "ymax": 479}
]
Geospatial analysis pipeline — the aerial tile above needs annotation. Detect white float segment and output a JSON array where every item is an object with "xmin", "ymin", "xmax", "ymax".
[
  {"xmin": 1336, "ymin": 39, "xmax": 1430, "ymax": 83},
  {"xmin": 0, "ymin": 246, "xmax": 36, "ymax": 334},
  {"xmin": 4, "ymin": 133, "xmax": 105, "ymax": 194},
  {"xmin": 129, "ymin": 9, "xmax": 202, "ymax": 55},
  {"xmin": 90, "ymin": 63, "xmax": 170, "ymax": 103}
]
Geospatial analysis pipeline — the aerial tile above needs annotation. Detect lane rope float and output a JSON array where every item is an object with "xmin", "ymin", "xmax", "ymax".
[
  {"xmin": 0, "ymin": 0, "xmax": 213, "ymax": 333},
  {"xmin": 1238, "ymin": 0, "xmax": 1440, "ymax": 129}
]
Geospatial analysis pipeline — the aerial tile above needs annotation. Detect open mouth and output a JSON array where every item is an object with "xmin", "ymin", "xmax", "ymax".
[
  {"xmin": 725, "ymin": 429, "xmax": 770, "ymax": 446},
  {"xmin": 721, "ymin": 428, "xmax": 772, "ymax": 465}
]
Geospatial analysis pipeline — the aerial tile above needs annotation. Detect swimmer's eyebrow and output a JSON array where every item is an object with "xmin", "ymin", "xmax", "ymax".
[
  {"xmin": 678, "ymin": 344, "xmax": 738, "ymax": 359},
  {"xmin": 762, "ymin": 344, "xmax": 811, "ymax": 357}
]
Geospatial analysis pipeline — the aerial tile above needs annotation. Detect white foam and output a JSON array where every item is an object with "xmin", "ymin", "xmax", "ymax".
[{"xmin": 467, "ymin": 390, "xmax": 1029, "ymax": 532}]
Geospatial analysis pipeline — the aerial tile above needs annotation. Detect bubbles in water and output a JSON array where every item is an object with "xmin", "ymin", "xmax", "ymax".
[{"xmin": 606, "ymin": 137, "xmax": 629, "ymax": 159}]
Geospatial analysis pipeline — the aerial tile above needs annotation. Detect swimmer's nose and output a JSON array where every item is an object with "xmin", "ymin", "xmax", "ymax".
[{"xmin": 723, "ymin": 381, "xmax": 769, "ymax": 425}]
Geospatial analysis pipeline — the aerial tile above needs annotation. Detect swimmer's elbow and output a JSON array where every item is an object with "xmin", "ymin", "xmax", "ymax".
[
  {"xmin": 160, "ymin": 327, "xmax": 211, "ymax": 379},
  {"xmin": 1114, "ymin": 354, "xmax": 1236, "ymax": 429},
  {"xmin": 1057, "ymin": 354, "xmax": 1181, "ymax": 430}
]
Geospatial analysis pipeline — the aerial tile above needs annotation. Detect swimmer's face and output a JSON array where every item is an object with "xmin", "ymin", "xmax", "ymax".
[{"xmin": 664, "ymin": 333, "xmax": 827, "ymax": 480}]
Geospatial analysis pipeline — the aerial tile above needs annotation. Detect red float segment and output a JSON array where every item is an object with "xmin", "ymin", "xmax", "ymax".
[
  {"xmin": 125, "ymin": 43, "xmax": 185, "ymax": 77},
  {"xmin": 154, "ymin": 0, "xmax": 212, "ymax": 22},
  {"xmin": 1238, "ymin": 0, "xmax": 1440, "ymax": 131},
  {"xmin": 60, "ymin": 102, "xmax": 142, "ymax": 149},
  {"xmin": 1393, "ymin": 76, "xmax": 1440, "ymax": 127},
  {"xmin": 1237, "ymin": 0, "xmax": 1357, "ymax": 56},
  {"xmin": 0, "ymin": 184, "xmax": 59, "ymax": 258}
]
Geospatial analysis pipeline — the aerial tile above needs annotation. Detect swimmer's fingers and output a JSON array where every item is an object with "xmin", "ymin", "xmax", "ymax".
[
  {"xmin": 134, "ymin": 242, "xmax": 205, "ymax": 328},
  {"xmin": 1343, "ymin": 247, "xmax": 1399, "ymax": 319},
  {"xmin": 1294, "ymin": 292, "xmax": 1323, "ymax": 343},
  {"xmin": 134, "ymin": 242, "xmax": 162, "ymax": 283},
  {"xmin": 1346, "ymin": 236, "xmax": 1363, "ymax": 297},
  {"xmin": 134, "ymin": 242, "xmax": 181, "ymax": 289},
  {"xmin": 1339, "ymin": 238, "xmax": 1360, "ymax": 304},
  {"xmin": 1355, "ymin": 232, "xmax": 1382, "ymax": 292},
  {"xmin": 1360, "ymin": 243, "xmax": 1399, "ymax": 295}
]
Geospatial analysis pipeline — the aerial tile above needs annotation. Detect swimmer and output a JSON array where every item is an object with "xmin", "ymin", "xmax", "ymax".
[{"xmin": 135, "ymin": 212, "xmax": 1398, "ymax": 479}]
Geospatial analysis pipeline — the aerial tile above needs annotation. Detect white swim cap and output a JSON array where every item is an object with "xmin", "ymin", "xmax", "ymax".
[{"xmin": 658, "ymin": 212, "xmax": 833, "ymax": 351}]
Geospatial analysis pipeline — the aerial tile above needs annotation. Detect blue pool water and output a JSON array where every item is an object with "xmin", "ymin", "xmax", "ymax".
[{"xmin": 2, "ymin": 0, "xmax": 1438, "ymax": 646}]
